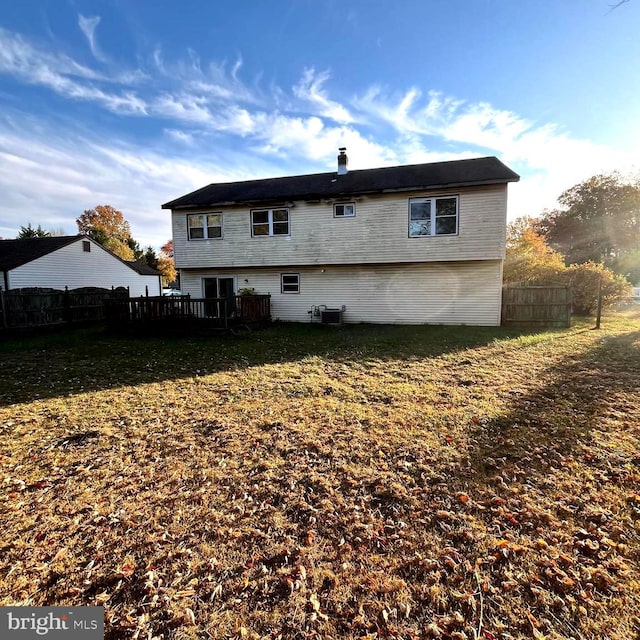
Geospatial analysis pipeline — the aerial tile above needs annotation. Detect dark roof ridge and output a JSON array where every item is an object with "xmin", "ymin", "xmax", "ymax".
[{"xmin": 162, "ymin": 155, "xmax": 519, "ymax": 210}]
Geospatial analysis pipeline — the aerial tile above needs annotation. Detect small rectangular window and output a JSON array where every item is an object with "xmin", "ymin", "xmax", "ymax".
[
  {"xmin": 82, "ymin": 240, "xmax": 91, "ymax": 252},
  {"xmin": 188, "ymin": 213, "xmax": 222, "ymax": 240},
  {"xmin": 334, "ymin": 203, "xmax": 355, "ymax": 218},
  {"xmin": 281, "ymin": 273, "xmax": 300, "ymax": 294}
]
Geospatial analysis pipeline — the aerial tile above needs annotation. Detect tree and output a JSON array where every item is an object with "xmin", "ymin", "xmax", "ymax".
[
  {"xmin": 157, "ymin": 240, "xmax": 176, "ymax": 286},
  {"xmin": 126, "ymin": 237, "xmax": 145, "ymax": 262},
  {"xmin": 536, "ymin": 173, "xmax": 640, "ymax": 269},
  {"xmin": 614, "ymin": 249, "xmax": 640, "ymax": 285},
  {"xmin": 504, "ymin": 216, "xmax": 632, "ymax": 314},
  {"xmin": 77, "ymin": 205, "xmax": 134, "ymax": 261},
  {"xmin": 138, "ymin": 246, "xmax": 157, "ymax": 269},
  {"xmin": 156, "ymin": 255, "xmax": 177, "ymax": 286},
  {"xmin": 503, "ymin": 216, "xmax": 566, "ymax": 284},
  {"xmin": 17, "ymin": 223, "xmax": 51, "ymax": 238},
  {"xmin": 160, "ymin": 239, "xmax": 174, "ymax": 259},
  {"xmin": 566, "ymin": 262, "xmax": 632, "ymax": 315}
]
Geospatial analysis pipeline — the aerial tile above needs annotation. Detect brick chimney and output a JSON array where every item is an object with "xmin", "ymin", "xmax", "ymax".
[{"xmin": 337, "ymin": 147, "xmax": 348, "ymax": 175}]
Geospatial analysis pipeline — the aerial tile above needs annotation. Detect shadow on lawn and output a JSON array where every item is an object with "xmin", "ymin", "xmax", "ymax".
[
  {"xmin": 468, "ymin": 328, "xmax": 640, "ymax": 482},
  {"xmin": 0, "ymin": 321, "xmax": 551, "ymax": 406}
]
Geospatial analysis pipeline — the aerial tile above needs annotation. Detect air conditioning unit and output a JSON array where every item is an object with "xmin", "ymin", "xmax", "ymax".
[{"xmin": 320, "ymin": 308, "xmax": 343, "ymax": 325}]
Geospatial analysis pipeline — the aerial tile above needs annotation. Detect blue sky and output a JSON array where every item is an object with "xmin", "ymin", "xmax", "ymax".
[{"xmin": 0, "ymin": 0, "xmax": 638, "ymax": 248}]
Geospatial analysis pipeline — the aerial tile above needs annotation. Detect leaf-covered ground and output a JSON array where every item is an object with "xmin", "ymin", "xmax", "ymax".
[{"xmin": 1, "ymin": 313, "xmax": 639, "ymax": 639}]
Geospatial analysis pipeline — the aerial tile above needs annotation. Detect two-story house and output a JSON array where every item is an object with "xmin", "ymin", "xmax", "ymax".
[{"xmin": 162, "ymin": 151, "xmax": 519, "ymax": 325}]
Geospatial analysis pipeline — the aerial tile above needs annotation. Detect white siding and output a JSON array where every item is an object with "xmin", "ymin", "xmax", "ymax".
[
  {"xmin": 180, "ymin": 261, "xmax": 503, "ymax": 326},
  {"xmin": 172, "ymin": 185, "xmax": 508, "ymax": 270},
  {"xmin": 7, "ymin": 239, "xmax": 161, "ymax": 296}
]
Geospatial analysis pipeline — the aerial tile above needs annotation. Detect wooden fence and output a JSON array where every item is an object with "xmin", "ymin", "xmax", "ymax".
[
  {"xmin": 0, "ymin": 286, "xmax": 129, "ymax": 331},
  {"xmin": 104, "ymin": 294, "xmax": 271, "ymax": 334},
  {"xmin": 501, "ymin": 285, "xmax": 572, "ymax": 328}
]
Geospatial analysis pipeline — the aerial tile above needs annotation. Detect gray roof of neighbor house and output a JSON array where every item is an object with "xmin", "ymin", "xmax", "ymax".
[
  {"xmin": 127, "ymin": 261, "xmax": 161, "ymax": 276},
  {"xmin": 0, "ymin": 236, "xmax": 80, "ymax": 271},
  {"xmin": 162, "ymin": 156, "xmax": 520, "ymax": 210},
  {"xmin": 0, "ymin": 236, "xmax": 160, "ymax": 276}
]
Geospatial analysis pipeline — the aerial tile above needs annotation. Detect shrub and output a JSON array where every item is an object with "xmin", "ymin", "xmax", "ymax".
[{"xmin": 566, "ymin": 262, "xmax": 632, "ymax": 315}]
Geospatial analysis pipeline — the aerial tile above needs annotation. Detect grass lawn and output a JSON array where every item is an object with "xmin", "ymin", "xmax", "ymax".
[{"xmin": 1, "ymin": 312, "xmax": 639, "ymax": 640}]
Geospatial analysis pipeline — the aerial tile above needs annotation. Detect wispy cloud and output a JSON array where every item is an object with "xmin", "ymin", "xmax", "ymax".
[
  {"xmin": 78, "ymin": 14, "xmax": 108, "ymax": 63},
  {"xmin": 0, "ymin": 27, "xmax": 147, "ymax": 114},
  {"xmin": 153, "ymin": 47, "xmax": 258, "ymax": 105},
  {"xmin": 352, "ymin": 86, "xmax": 637, "ymax": 215},
  {"xmin": 0, "ymin": 23, "xmax": 636, "ymax": 242},
  {"xmin": 0, "ymin": 27, "xmax": 101, "ymax": 81},
  {"xmin": 0, "ymin": 113, "xmax": 215, "ymax": 244},
  {"xmin": 293, "ymin": 69, "xmax": 355, "ymax": 124},
  {"xmin": 164, "ymin": 129, "xmax": 195, "ymax": 145}
]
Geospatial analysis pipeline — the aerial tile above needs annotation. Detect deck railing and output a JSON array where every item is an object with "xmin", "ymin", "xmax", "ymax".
[{"xmin": 104, "ymin": 294, "xmax": 271, "ymax": 333}]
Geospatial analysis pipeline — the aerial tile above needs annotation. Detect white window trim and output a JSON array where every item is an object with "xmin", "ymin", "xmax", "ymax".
[
  {"xmin": 408, "ymin": 195, "xmax": 459, "ymax": 238},
  {"xmin": 201, "ymin": 275, "xmax": 237, "ymax": 297},
  {"xmin": 187, "ymin": 212, "xmax": 223, "ymax": 240},
  {"xmin": 251, "ymin": 208, "xmax": 290, "ymax": 237},
  {"xmin": 281, "ymin": 273, "xmax": 300, "ymax": 294},
  {"xmin": 333, "ymin": 202, "xmax": 356, "ymax": 218}
]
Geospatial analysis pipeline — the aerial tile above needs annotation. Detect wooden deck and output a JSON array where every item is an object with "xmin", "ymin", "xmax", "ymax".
[{"xmin": 104, "ymin": 294, "xmax": 271, "ymax": 335}]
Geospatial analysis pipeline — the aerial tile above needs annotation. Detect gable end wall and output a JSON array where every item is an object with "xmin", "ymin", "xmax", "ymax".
[{"xmin": 7, "ymin": 239, "xmax": 160, "ymax": 296}]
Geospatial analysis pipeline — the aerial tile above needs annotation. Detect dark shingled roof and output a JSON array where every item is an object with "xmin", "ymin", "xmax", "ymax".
[
  {"xmin": 0, "ymin": 236, "xmax": 80, "ymax": 271},
  {"xmin": 127, "ymin": 261, "xmax": 161, "ymax": 276},
  {"xmin": 162, "ymin": 156, "xmax": 520, "ymax": 210}
]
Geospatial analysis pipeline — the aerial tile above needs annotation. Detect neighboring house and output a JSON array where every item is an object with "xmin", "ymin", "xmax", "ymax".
[
  {"xmin": 162, "ymin": 151, "xmax": 519, "ymax": 325},
  {"xmin": 0, "ymin": 236, "xmax": 161, "ymax": 296}
]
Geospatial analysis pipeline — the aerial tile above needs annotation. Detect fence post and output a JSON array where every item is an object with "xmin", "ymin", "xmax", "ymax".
[
  {"xmin": 0, "ymin": 286, "xmax": 6, "ymax": 331},
  {"xmin": 595, "ymin": 276, "xmax": 603, "ymax": 330},
  {"xmin": 63, "ymin": 286, "xmax": 71, "ymax": 324}
]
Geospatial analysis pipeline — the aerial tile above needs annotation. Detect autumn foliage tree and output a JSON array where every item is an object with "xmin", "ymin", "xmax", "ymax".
[
  {"xmin": 505, "ymin": 216, "xmax": 632, "ymax": 315},
  {"xmin": 160, "ymin": 239, "xmax": 174, "ymax": 259},
  {"xmin": 156, "ymin": 241, "xmax": 176, "ymax": 286},
  {"xmin": 76, "ymin": 205, "xmax": 176, "ymax": 285},
  {"xmin": 535, "ymin": 172, "xmax": 640, "ymax": 283},
  {"xmin": 77, "ymin": 205, "xmax": 134, "ymax": 261},
  {"xmin": 504, "ymin": 216, "xmax": 566, "ymax": 284}
]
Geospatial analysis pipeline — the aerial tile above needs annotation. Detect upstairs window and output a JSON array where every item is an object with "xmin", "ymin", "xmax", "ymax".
[
  {"xmin": 334, "ymin": 203, "xmax": 355, "ymax": 218},
  {"xmin": 82, "ymin": 240, "xmax": 91, "ymax": 252},
  {"xmin": 251, "ymin": 208, "xmax": 289, "ymax": 236},
  {"xmin": 409, "ymin": 196, "xmax": 458, "ymax": 237},
  {"xmin": 188, "ymin": 213, "xmax": 222, "ymax": 240}
]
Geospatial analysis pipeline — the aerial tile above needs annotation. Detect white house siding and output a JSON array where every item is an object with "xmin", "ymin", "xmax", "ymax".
[
  {"xmin": 171, "ymin": 185, "xmax": 508, "ymax": 270},
  {"xmin": 180, "ymin": 260, "xmax": 503, "ymax": 326},
  {"xmin": 7, "ymin": 239, "xmax": 160, "ymax": 296}
]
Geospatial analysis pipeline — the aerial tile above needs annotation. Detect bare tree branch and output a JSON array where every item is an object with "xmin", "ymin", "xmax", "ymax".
[{"xmin": 607, "ymin": 0, "xmax": 631, "ymax": 14}]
